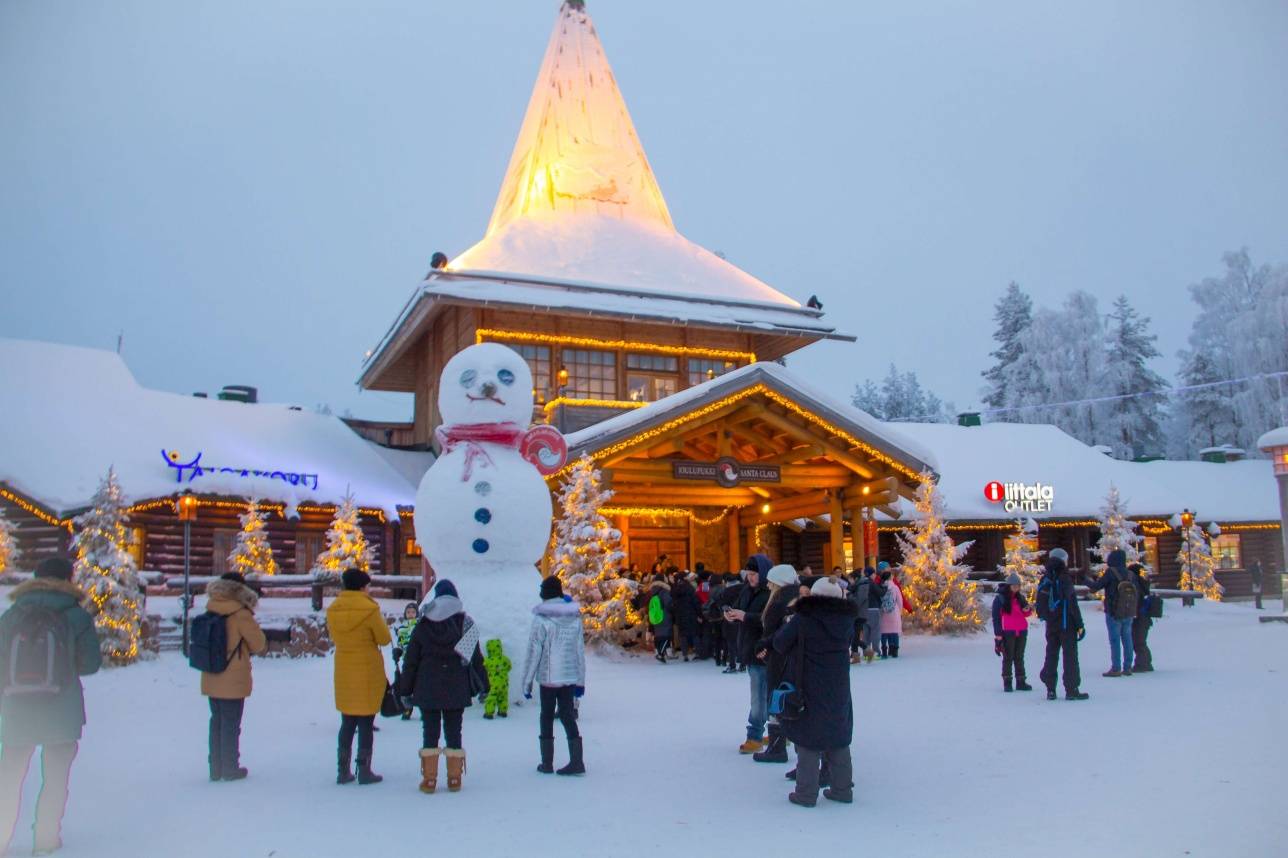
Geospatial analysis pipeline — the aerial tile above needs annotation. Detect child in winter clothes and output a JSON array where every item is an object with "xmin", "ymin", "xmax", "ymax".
[
  {"xmin": 392, "ymin": 602, "xmax": 418, "ymax": 719},
  {"xmin": 878, "ymin": 571, "xmax": 903, "ymax": 657},
  {"xmin": 483, "ymin": 638, "xmax": 512, "ymax": 719},
  {"xmin": 991, "ymin": 573, "xmax": 1033, "ymax": 692}
]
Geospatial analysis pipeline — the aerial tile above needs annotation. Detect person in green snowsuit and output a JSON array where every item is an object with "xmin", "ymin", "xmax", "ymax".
[
  {"xmin": 391, "ymin": 602, "xmax": 419, "ymax": 720},
  {"xmin": 483, "ymin": 638, "xmax": 511, "ymax": 719}
]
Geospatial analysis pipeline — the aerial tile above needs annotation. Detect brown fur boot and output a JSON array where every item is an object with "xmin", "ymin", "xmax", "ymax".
[
  {"xmin": 419, "ymin": 748, "xmax": 440, "ymax": 794},
  {"xmin": 445, "ymin": 748, "xmax": 466, "ymax": 792}
]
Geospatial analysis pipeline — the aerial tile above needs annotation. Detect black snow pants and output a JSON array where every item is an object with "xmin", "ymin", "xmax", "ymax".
[
  {"xmin": 1039, "ymin": 626, "xmax": 1080, "ymax": 693},
  {"xmin": 1001, "ymin": 631, "xmax": 1027, "ymax": 682}
]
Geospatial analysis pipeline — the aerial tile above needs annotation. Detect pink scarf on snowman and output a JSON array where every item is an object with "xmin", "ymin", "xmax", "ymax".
[{"xmin": 435, "ymin": 422, "xmax": 527, "ymax": 482}]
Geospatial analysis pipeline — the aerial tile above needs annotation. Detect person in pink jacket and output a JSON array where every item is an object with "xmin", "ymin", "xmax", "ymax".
[
  {"xmin": 878, "ymin": 570, "xmax": 903, "ymax": 658},
  {"xmin": 991, "ymin": 572, "xmax": 1034, "ymax": 692}
]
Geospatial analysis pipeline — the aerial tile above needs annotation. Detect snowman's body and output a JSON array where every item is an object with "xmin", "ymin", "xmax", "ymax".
[{"xmin": 414, "ymin": 343, "xmax": 565, "ymax": 656}]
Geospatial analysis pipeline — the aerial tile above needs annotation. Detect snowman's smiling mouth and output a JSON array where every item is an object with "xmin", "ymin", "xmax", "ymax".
[{"xmin": 467, "ymin": 394, "xmax": 506, "ymax": 405}]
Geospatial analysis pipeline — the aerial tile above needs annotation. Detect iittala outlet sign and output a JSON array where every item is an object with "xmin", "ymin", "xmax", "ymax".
[{"xmin": 984, "ymin": 480, "xmax": 1055, "ymax": 513}]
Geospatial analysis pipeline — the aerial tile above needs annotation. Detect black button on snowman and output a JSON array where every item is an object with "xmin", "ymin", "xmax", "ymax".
[{"xmin": 414, "ymin": 343, "xmax": 567, "ymax": 575}]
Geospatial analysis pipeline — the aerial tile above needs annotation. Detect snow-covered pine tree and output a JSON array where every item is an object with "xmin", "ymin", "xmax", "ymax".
[
  {"xmin": 312, "ymin": 492, "xmax": 375, "ymax": 581},
  {"xmin": 1089, "ymin": 484, "xmax": 1144, "ymax": 574},
  {"xmin": 551, "ymin": 454, "xmax": 640, "ymax": 644},
  {"xmin": 0, "ymin": 506, "xmax": 21, "ymax": 575},
  {"xmin": 1177, "ymin": 523, "xmax": 1223, "ymax": 601},
  {"xmin": 72, "ymin": 467, "xmax": 143, "ymax": 664},
  {"xmin": 228, "ymin": 498, "xmax": 278, "ymax": 577},
  {"xmin": 852, "ymin": 365, "xmax": 953, "ymax": 422},
  {"xmin": 997, "ymin": 519, "xmax": 1043, "ymax": 600},
  {"xmin": 1175, "ymin": 347, "xmax": 1238, "ymax": 458},
  {"xmin": 1100, "ymin": 296, "xmax": 1168, "ymax": 459},
  {"xmin": 981, "ymin": 282, "xmax": 1034, "ymax": 412},
  {"xmin": 895, "ymin": 473, "xmax": 982, "ymax": 633}
]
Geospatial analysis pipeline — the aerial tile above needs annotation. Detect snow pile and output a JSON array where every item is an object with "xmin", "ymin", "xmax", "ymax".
[{"xmin": 0, "ymin": 337, "xmax": 433, "ymax": 516}]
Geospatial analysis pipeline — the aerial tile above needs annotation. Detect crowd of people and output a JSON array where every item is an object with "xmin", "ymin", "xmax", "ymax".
[{"xmin": 0, "ymin": 542, "xmax": 1175, "ymax": 851}]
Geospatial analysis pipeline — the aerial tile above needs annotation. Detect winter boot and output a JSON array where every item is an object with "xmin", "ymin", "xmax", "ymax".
[
  {"xmin": 738, "ymin": 738, "xmax": 764, "ymax": 754},
  {"xmin": 419, "ymin": 748, "xmax": 440, "ymax": 794},
  {"xmin": 788, "ymin": 791, "xmax": 817, "ymax": 808},
  {"xmin": 1003, "ymin": 677, "xmax": 1013, "ymax": 693},
  {"xmin": 890, "ymin": 644, "xmax": 899, "ymax": 658},
  {"xmin": 208, "ymin": 756, "xmax": 222, "ymax": 782},
  {"xmin": 537, "ymin": 735, "xmax": 555, "ymax": 774},
  {"xmin": 1066, "ymin": 689, "xmax": 1090, "ymax": 701},
  {"xmin": 1046, "ymin": 688, "xmax": 1057, "ymax": 700},
  {"xmin": 785, "ymin": 767, "xmax": 797, "ymax": 781},
  {"xmin": 221, "ymin": 766, "xmax": 249, "ymax": 782},
  {"xmin": 484, "ymin": 712, "xmax": 495, "ymax": 720},
  {"xmin": 337, "ymin": 748, "xmax": 356, "ymax": 785},
  {"xmin": 356, "ymin": 751, "xmax": 383, "ymax": 785},
  {"xmin": 557, "ymin": 737, "xmax": 585, "ymax": 776},
  {"xmin": 864, "ymin": 647, "xmax": 875, "ymax": 663},
  {"xmin": 1016, "ymin": 678, "xmax": 1033, "ymax": 691},
  {"xmin": 445, "ymin": 748, "xmax": 466, "ymax": 791},
  {"xmin": 823, "ymin": 787, "xmax": 854, "ymax": 804},
  {"xmin": 753, "ymin": 734, "xmax": 789, "ymax": 763}
]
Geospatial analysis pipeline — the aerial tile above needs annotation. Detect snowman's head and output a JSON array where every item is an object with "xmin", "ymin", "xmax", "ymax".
[{"xmin": 438, "ymin": 342, "xmax": 535, "ymax": 427}]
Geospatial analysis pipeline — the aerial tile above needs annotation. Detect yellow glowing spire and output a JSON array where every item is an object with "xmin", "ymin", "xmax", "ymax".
[{"xmin": 485, "ymin": 1, "xmax": 673, "ymax": 236}]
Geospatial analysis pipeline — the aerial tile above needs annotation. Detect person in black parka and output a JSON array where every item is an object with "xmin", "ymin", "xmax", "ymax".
[
  {"xmin": 398, "ymin": 579, "xmax": 488, "ymax": 793},
  {"xmin": 1129, "ymin": 562, "xmax": 1154, "ymax": 672},
  {"xmin": 670, "ymin": 573, "xmax": 701, "ymax": 662},
  {"xmin": 715, "ymin": 573, "xmax": 744, "ymax": 672},
  {"xmin": 1036, "ymin": 549, "xmax": 1088, "ymax": 701},
  {"xmin": 646, "ymin": 575, "xmax": 674, "ymax": 663},
  {"xmin": 772, "ymin": 577, "xmax": 857, "ymax": 807}
]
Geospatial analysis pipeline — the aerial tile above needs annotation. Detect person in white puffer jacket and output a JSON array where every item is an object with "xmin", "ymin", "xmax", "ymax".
[{"xmin": 522, "ymin": 575, "xmax": 587, "ymax": 776}]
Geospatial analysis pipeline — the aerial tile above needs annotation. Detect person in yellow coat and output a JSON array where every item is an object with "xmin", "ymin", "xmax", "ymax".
[{"xmin": 326, "ymin": 569, "xmax": 392, "ymax": 785}]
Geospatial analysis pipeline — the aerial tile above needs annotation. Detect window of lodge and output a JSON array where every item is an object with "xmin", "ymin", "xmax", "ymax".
[
  {"xmin": 510, "ymin": 343, "xmax": 552, "ymax": 403},
  {"xmin": 687, "ymin": 358, "xmax": 738, "ymax": 387},
  {"xmin": 626, "ymin": 353, "xmax": 678, "ymax": 402},
  {"xmin": 1142, "ymin": 536, "xmax": 1160, "ymax": 574},
  {"xmin": 1212, "ymin": 533, "xmax": 1242, "ymax": 570},
  {"xmin": 563, "ymin": 348, "xmax": 617, "ymax": 399}
]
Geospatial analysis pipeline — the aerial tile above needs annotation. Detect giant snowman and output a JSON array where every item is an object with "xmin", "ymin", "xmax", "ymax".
[{"xmin": 414, "ymin": 342, "xmax": 567, "ymax": 657}]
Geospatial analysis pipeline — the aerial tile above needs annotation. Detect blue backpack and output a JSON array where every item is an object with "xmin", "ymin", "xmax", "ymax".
[
  {"xmin": 188, "ymin": 611, "xmax": 233, "ymax": 673},
  {"xmin": 1036, "ymin": 576, "xmax": 1063, "ymax": 625}
]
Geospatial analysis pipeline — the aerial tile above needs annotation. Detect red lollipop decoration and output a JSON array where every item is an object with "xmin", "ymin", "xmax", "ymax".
[{"xmin": 521, "ymin": 424, "xmax": 568, "ymax": 475}]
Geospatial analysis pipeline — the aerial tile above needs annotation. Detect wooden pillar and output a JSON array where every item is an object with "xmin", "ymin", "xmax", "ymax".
[
  {"xmin": 850, "ymin": 505, "xmax": 866, "ymax": 571},
  {"xmin": 727, "ymin": 510, "xmax": 741, "ymax": 573},
  {"xmin": 687, "ymin": 513, "xmax": 696, "ymax": 572},
  {"xmin": 829, "ymin": 492, "xmax": 845, "ymax": 572},
  {"xmin": 616, "ymin": 515, "xmax": 631, "ymax": 570}
]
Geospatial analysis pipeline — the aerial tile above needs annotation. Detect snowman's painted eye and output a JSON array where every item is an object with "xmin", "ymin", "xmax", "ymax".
[
  {"xmin": 497, "ymin": 368, "xmax": 515, "ymax": 387},
  {"xmin": 459, "ymin": 369, "xmax": 477, "ymax": 388}
]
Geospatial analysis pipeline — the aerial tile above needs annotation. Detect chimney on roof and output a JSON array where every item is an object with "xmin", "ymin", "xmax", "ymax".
[
  {"xmin": 957, "ymin": 412, "xmax": 981, "ymax": 427},
  {"xmin": 1200, "ymin": 444, "xmax": 1245, "ymax": 463},
  {"xmin": 218, "ymin": 385, "xmax": 258, "ymax": 404}
]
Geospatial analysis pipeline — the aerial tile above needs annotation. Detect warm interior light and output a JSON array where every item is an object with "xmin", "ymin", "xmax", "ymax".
[
  {"xmin": 862, "ymin": 486, "xmax": 870, "ymax": 495},
  {"xmin": 761, "ymin": 503, "xmax": 771, "ymax": 514},
  {"xmin": 557, "ymin": 367, "xmax": 570, "ymax": 387}
]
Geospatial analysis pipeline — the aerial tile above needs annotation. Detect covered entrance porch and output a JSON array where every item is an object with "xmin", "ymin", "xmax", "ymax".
[{"xmin": 554, "ymin": 364, "xmax": 937, "ymax": 574}]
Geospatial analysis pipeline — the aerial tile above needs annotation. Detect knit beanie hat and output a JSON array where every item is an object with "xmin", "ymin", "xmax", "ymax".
[
  {"xmin": 810, "ymin": 577, "xmax": 844, "ymax": 599},
  {"xmin": 766, "ymin": 564, "xmax": 799, "ymax": 588},
  {"xmin": 1005, "ymin": 572, "xmax": 1021, "ymax": 588},
  {"xmin": 434, "ymin": 579, "xmax": 459, "ymax": 599},
  {"xmin": 1048, "ymin": 547, "xmax": 1069, "ymax": 564},
  {"xmin": 540, "ymin": 575, "xmax": 563, "ymax": 600},
  {"xmin": 341, "ymin": 569, "xmax": 371, "ymax": 591},
  {"xmin": 34, "ymin": 557, "xmax": 73, "ymax": 580}
]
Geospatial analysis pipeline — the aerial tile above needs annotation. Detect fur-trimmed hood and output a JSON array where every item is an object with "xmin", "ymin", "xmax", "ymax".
[
  {"xmin": 9, "ymin": 577, "xmax": 84, "ymax": 602},
  {"xmin": 206, "ymin": 577, "xmax": 259, "ymax": 612},
  {"xmin": 533, "ymin": 598, "xmax": 582, "ymax": 618},
  {"xmin": 793, "ymin": 594, "xmax": 860, "ymax": 619}
]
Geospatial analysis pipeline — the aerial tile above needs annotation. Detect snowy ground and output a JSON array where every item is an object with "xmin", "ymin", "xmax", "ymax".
[{"xmin": 6, "ymin": 600, "xmax": 1285, "ymax": 858}]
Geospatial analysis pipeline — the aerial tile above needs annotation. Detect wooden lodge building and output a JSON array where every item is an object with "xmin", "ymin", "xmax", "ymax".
[{"xmin": 2, "ymin": 1, "xmax": 1282, "ymax": 599}]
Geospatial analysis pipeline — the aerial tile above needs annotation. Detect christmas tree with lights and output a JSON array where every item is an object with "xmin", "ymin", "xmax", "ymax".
[
  {"xmin": 0, "ymin": 507, "xmax": 20, "ymax": 575},
  {"xmin": 997, "ymin": 518, "xmax": 1044, "ymax": 600},
  {"xmin": 1090, "ymin": 484, "xmax": 1143, "ymax": 573},
  {"xmin": 312, "ymin": 492, "xmax": 375, "ymax": 580},
  {"xmin": 895, "ymin": 473, "xmax": 982, "ymax": 633},
  {"xmin": 551, "ymin": 454, "xmax": 640, "ymax": 644},
  {"xmin": 228, "ymin": 498, "xmax": 278, "ymax": 577},
  {"xmin": 1178, "ymin": 522, "xmax": 1223, "ymax": 601},
  {"xmin": 72, "ymin": 468, "xmax": 143, "ymax": 664}
]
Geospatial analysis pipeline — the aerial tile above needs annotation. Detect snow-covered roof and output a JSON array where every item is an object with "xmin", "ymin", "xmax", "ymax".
[
  {"xmin": 1257, "ymin": 426, "xmax": 1288, "ymax": 450},
  {"xmin": 446, "ymin": 1, "xmax": 797, "ymax": 309},
  {"xmin": 0, "ymin": 338, "xmax": 433, "ymax": 518},
  {"xmin": 887, "ymin": 421, "xmax": 1279, "ymax": 522},
  {"xmin": 564, "ymin": 361, "xmax": 938, "ymax": 481}
]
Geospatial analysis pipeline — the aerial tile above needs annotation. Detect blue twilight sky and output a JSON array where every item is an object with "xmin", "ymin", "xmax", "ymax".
[{"xmin": 2, "ymin": 1, "xmax": 1286, "ymax": 421}]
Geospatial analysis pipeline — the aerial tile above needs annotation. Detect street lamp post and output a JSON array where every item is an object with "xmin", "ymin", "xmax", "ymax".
[
  {"xmin": 555, "ymin": 366, "xmax": 570, "ymax": 434},
  {"xmin": 1170, "ymin": 508, "xmax": 1196, "ymax": 607},
  {"xmin": 1256, "ymin": 428, "xmax": 1288, "ymax": 620},
  {"xmin": 176, "ymin": 492, "xmax": 198, "ymax": 656}
]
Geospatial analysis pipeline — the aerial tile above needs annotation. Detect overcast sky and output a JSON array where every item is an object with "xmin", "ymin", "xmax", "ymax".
[{"xmin": 3, "ymin": 0, "xmax": 1286, "ymax": 421}]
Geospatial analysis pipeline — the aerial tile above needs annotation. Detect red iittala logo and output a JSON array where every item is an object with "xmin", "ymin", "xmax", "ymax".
[
  {"xmin": 984, "ymin": 481, "xmax": 1005, "ymax": 503},
  {"xmin": 983, "ymin": 480, "xmax": 1055, "ymax": 512}
]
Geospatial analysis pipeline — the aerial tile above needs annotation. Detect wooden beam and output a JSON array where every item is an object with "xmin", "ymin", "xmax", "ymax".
[
  {"xmin": 613, "ymin": 487, "xmax": 758, "ymax": 504},
  {"xmin": 853, "ymin": 506, "xmax": 866, "ymax": 570},
  {"xmin": 755, "ymin": 443, "xmax": 824, "ymax": 465},
  {"xmin": 829, "ymin": 491, "xmax": 845, "ymax": 572},
  {"xmin": 727, "ymin": 512, "xmax": 741, "ymax": 573},
  {"xmin": 599, "ymin": 398, "xmax": 756, "ymax": 466},
  {"xmin": 754, "ymin": 408, "xmax": 877, "ymax": 479}
]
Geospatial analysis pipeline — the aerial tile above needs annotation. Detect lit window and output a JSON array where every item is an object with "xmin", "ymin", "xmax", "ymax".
[
  {"xmin": 127, "ymin": 526, "xmax": 147, "ymax": 569},
  {"xmin": 404, "ymin": 537, "xmax": 423, "ymax": 557},
  {"xmin": 1004, "ymin": 534, "xmax": 1038, "ymax": 554},
  {"xmin": 509, "ymin": 344, "xmax": 551, "ymax": 403},
  {"xmin": 1142, "ymin": 537, "xmax": 1160, "ymax": 574},
  {"xmin": 626, "ymin": 354, "xmax": 678, "ymax": 402},
  {"xmin": 563, "ymin": 349, "xmax": 617, "ymax": 399},
  {"xmin": 1211, "ymin": 534, "xmax": 1242, "ymax": 570},
  {"xmin": 688, "ymin": 358, "xmax": 738, "ymax": 387}
]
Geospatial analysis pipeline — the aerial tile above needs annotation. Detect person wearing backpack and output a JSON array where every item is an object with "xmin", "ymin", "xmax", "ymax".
[
  {"xmin": 1085, "ymin": 549, "xmax": 1137, "ymax": 677},
  {"xmin": 197, "ymin": 572, "xmax": 268, "ymax": 782},
  {"xmin": 645, "ymin": 574, "xmax": 674, "ymax": 663},
  {"xmin": 671, "ymin": 571, "xmax": 701, "ymax": 662},
  {"xmin": 326, "ymin": 568, "xmax": 392, "ymax": 786},
  {"xmin": 1036, "ymin": 548, "xmax": 1088, "ymax": 701},
  {"xmin": 878, "ymin": 570, "xmax": 903, "ymax": 658},
  {"xmin": 0, "ymin": 556, "xmax": 101, "ymax": 856},
  {"xmin": 990, "ymin": 572, "xmax": 1033, "ymax": 692},
  {"xmin": 773, "ymin": 577, "xmax": 858, "ymax": 808},
  {"xmin": 1129, "ymin": 563, "xmax": 1155, "ymax": 673}
]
